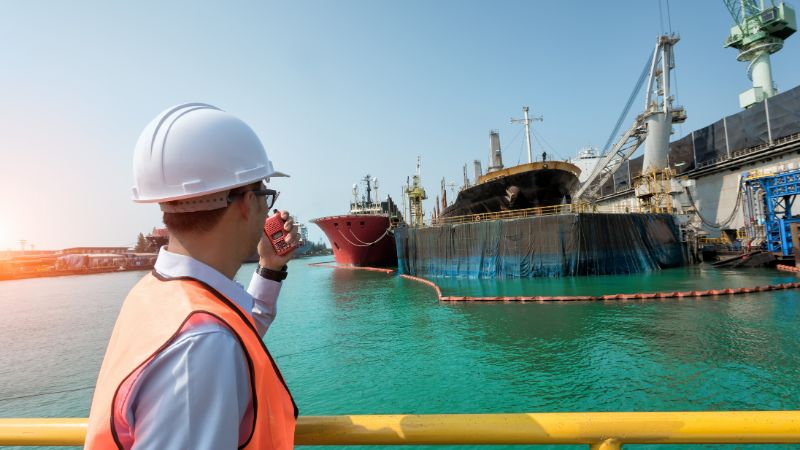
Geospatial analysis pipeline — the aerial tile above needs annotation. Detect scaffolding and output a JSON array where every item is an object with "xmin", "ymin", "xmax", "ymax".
[
  {"xmin": 633, "ymin": 168, "xmax": 682, "ymax": 214},
  {"xmin": 743, "ymin": 166, "xmax": 800, "ymax": 255}
]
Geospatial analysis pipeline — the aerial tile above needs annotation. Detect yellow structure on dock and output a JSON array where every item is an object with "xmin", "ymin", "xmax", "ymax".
[{"xmin": 404, "ymin": 156, "xmax": 428, "ymax": 227}]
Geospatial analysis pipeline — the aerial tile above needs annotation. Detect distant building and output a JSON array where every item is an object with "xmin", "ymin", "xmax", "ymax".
[
  {"xmin": 60, "ymin": 247, "xmax": 129, "ymax": 255},
  {"xmin": 145, "ymin": 227, "xmax": 169, "ymax": 251},
  {"xmin": 298, "ymin": 223, "xmax": 309, "ymax": 243},
  {"xmin": 0, "ymin": 250, "xmax": 56, "ymax": 259}
]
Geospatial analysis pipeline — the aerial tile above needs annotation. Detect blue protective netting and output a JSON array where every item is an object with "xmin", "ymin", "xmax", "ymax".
[{"xmin": 395, "ymin": 213, "xmax": 686, "ymax": 278}]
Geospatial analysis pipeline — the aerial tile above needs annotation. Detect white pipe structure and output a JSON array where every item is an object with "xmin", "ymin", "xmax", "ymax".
[
  {"xmin": 488, "ymin": 131, "xmax": 504, "ymax": 172},
  {"xmin": 642, "ymin": 34, "xmax": 680, "ymax": 176},
  {"xmin": 523, "ymin": 107, "xmax": 533, "ymax": 163},
  {"xmin": 749, "ymin": 50, "xmax": 776, "ymax": 97}
]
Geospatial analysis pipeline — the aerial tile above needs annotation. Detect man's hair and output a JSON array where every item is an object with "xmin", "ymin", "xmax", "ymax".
[{"xmin": 163, "ymin": 182, "xmax": 261, "ymax": 234}]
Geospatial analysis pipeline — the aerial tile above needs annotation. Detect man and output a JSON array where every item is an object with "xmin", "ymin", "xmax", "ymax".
[{"xmin": 85, "ymin": 103, "xmax": 298, "ymax": 449}]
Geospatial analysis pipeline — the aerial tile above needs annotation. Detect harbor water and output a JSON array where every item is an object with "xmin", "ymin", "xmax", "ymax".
[{"xmin": 1, "ymin": 256, "xmax": 800, "ymax": 450}]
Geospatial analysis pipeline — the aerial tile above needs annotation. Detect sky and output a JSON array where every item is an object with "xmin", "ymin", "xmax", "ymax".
[{"xmin": 1, "ymin": 0, "xmax": 799, "ymax": 250}]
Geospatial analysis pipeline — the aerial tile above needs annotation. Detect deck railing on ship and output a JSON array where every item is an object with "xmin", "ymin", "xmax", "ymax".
[
  {"xmin": 3, "ymin": 412, "xmax": 800, "ymax": 448},
  {"xmin": 430, "ymin": 203, "xmax": 643, "ymax": 226}
]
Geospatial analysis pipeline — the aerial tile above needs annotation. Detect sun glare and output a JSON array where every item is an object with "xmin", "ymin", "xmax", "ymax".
[{"xmin": 0, "ymin": 220, "xmax": 9, "ymax": 251}]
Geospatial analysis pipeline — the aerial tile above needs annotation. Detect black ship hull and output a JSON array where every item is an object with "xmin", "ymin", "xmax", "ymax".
[{"xmin": 442, "ymin": 162, "xmax": 581, "ymax": 217}]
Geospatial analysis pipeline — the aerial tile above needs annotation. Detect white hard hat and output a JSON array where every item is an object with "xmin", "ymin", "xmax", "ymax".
[{"xmin": 132, "ymin": 103, "xmax": 288, "ymax": 205}]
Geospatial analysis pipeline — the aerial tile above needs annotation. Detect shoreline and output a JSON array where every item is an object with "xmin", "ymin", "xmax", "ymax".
[{"xmin": 0, "ymin": 265, "xmax": 154, "ymax": 282}]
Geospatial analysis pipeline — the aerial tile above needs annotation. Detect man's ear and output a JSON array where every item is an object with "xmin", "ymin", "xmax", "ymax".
[{"xmin": 236, "ymin": 192, "xmax": 252, "ymax": 221}]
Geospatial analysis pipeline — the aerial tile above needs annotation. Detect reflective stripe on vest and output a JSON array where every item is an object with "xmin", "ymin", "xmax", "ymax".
[{"xmin": 85, "ymin": 272, "xmax": 297, "ymax": 449}]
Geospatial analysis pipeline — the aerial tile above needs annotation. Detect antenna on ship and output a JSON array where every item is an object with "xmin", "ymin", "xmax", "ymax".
[
  {"xmin": 373, "ymin": 177, "xmax": 380, "ymax": 206},
  {"xmin": 511, "ymin": 106, "xmax": 543, "ymax": 163}
]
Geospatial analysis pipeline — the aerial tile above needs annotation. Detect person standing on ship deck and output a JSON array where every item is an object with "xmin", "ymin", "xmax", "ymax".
[{"xmin": 84, "ymin": 103, "xmax": 298, "ymax": 450}]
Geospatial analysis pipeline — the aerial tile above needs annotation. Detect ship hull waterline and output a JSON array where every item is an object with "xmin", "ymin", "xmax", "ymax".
[{"xmin": 312, "ymin": 215, "xmax": 398, "ymax": 267}]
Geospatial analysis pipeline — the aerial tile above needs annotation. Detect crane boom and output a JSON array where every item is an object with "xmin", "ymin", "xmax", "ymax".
[
  {"xmin": 573, "ymin": 119, "xmax": 646, "ymax": 201},
  {"xmin": 723, "ymin": 0, "xmax": 762, "ymax": 26}
]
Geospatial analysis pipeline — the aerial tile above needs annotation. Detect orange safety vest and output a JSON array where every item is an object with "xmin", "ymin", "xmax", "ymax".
[{"xmin": 85, "ymin": 272, "xmax": 297, "ymax": 450}]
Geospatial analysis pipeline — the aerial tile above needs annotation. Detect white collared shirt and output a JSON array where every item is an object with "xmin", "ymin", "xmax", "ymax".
[{"xmin": 123, "ymin": 247, "xmax": 282, "ymax": 450}]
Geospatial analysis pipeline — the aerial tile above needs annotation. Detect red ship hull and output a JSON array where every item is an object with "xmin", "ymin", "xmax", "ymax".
[{"xmin": 311, "ymin": 214, "xmax": 397, "ymax": 267}]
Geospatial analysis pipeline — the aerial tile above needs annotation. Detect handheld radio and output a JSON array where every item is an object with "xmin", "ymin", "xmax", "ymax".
[{"xmin": 264, "ymin": 213, "xmax": 298, "ymax": 256}]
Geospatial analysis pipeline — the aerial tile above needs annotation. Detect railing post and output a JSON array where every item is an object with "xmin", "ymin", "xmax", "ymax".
[
  {"xmin": 765, "ymin": 96, "xmax": 773, "ymax": 145},
  {"xmin": 590, "ymin": 438, "xmax": 622, "ymax": 450}
]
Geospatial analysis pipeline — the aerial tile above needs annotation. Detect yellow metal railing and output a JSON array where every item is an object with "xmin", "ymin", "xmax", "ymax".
[
  {"xmin": 431, "ymin": 203, "xmax": 639, "ymax": 226},
  {"xmin": 698, "ymin": 237, "xmax": 725, "ymax": 245},
  {"xmin": 3, "ymin": 412, "xmax": 800, "ymax": 448}
]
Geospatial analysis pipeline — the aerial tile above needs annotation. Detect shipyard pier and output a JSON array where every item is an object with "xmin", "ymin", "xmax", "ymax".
[{"xmin": 588, "ymin": 83, "xmax": 800, "ymax": 266}]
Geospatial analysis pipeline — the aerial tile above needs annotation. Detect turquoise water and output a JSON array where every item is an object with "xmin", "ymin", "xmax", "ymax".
[
  {"xmin": 434, "ymin": 265, "xmax": 800, "ymax": 297},
  {"xmin": 1, "ymin": 257, "xmax": 799, "ymax": 449}
]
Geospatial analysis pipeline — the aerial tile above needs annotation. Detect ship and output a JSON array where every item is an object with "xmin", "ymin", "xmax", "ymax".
[
  {"xmin": 312, "ymin": 175, "xmax": 403, "ymax": 267},
  {"xmin": 397, "ymin": 103, "xmax": 684, "ymax": 278},
  {"xmin": 440, "ymin": 115, "xmax": 581, "ymax": 218}
]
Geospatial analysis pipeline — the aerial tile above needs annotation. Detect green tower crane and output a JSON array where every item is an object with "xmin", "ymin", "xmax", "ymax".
[{"xmin": 723, "ymin": 0, "xmax": 796, "ymax": 108}]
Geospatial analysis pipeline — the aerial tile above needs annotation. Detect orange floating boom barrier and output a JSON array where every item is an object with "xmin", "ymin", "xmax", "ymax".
[
  {"xmin": 399, "ymin": 275, "xmax": 800, "ymax": 302},
  {"xmin": 308, "ymin": 264, "xmax": 800, "ymax": 302},
  {"xmin": 307, "ymin": 261, "xmax": 396, "ymax": 275},
  {"xmin": 777, "ymin": 264, "xmax": 800, "ymax": 273}
]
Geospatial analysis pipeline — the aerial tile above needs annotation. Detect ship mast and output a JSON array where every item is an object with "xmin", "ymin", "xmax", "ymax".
[
  {"xmin": 511, "ymin": 106, "xmax": 543, "ymax": 163},
  {"xmin": 362, "ymin": 175, "xmax": 372, "ymax": 205}
]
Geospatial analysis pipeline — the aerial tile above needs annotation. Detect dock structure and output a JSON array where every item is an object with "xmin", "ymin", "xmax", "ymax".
[
  {"xmin": 592, "ymin": 85, "xmax": 800, "ymax": 251},
  {"xmin": 396, "ymin": 212, "xmax": 685, "ymax": 279}
]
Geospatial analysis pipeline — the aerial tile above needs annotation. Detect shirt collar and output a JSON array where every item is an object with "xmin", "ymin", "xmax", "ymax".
[{"xmin": 153, "ymin": 246, "xmax": 253, "ymax": 314}]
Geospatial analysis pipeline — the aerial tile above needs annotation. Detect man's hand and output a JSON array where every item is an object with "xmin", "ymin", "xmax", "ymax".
[{"xmin": 258, "ymin": 210, "xmax": 300, "ymax": 270}]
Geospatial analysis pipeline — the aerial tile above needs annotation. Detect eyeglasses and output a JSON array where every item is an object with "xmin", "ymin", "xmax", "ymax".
[{"xmin": 228, "ymin": 188, "xmax": 279, "ymax": 210}]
